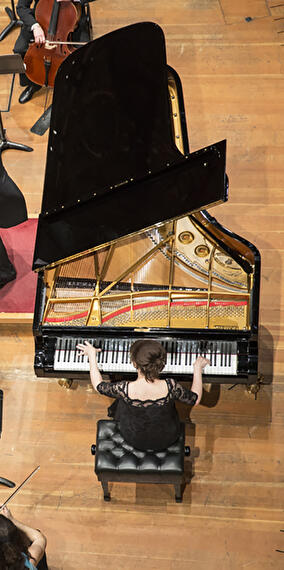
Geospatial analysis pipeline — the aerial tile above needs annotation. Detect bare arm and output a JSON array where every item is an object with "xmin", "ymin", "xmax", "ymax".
[
  {"xmin": 191, "ymin": 356, "xmax": 210, "ymax": 405},
  {"xmin": 1, "ymin": 507, "xmax": 46, "ymax": 565},
  {"xmin": 76, "ymin": 341, "xmax": 103, "ymax": 390}
]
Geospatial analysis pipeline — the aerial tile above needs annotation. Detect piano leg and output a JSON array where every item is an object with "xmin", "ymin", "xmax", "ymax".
[
  {"xmin": 246, "ymin": 375, "xmax": 263, "ymax": 400},
  {"xmin": 58, "ymin": 379, "xmax": 73, "ymax": 389}
]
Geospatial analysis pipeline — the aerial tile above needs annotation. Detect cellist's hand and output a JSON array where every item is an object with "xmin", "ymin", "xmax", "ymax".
[{"xmin": 32, "ymin": 23, "xmax": 45, "ymax": 44}]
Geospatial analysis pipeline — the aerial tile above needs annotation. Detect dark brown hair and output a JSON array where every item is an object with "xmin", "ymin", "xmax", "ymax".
[
  {"xmin": 130, "ymin": 339, "xmax": 166, "ymax": 382},
  {"xmin": 0, "ymin": 514, "xmax": 30, "ymax": 570}
]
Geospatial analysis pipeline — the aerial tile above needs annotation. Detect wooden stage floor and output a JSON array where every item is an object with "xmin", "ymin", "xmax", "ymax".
[{"xmin": 0, "ymin": 1, "xmax": 284, "ymax": 568}]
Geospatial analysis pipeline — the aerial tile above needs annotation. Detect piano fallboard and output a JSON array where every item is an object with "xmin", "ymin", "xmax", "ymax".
[{"xmin": 34, "ymin": 325, "xmax": 258, "ymax": 384}]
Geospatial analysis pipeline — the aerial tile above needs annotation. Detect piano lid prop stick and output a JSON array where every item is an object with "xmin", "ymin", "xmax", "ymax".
[{"xmin": 0, "ymin": 466, "xmax": 40, "ymax": 510}]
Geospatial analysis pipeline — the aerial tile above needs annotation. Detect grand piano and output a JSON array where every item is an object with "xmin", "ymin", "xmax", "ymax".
[{"xmin": 33, "ymin": 22, "xmax": 260, "ymax": 385}]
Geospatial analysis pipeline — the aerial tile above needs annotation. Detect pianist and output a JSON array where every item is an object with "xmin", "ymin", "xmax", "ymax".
[{"xmin": 77, "ymin": 339, "xmax": 209, "ymax": 451}]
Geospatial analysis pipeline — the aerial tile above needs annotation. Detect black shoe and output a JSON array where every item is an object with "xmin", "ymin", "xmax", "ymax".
[{"xmin": 19, "ymin": 84, "xmax": 41, "ymax": 104}]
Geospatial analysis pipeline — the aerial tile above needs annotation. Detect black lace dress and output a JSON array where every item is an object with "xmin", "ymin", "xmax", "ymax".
[{"xmin": 97, "ymin": 378, "xmax": 197, "ymax": 451}]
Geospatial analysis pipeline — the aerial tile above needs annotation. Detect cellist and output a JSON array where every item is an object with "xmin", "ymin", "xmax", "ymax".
[{"xmin": 13, "ymin": 0, "xmax": 96, "ymax": 103}]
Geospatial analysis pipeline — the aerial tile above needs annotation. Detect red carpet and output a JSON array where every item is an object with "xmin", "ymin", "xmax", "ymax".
[{"xmin": 0, "ymin": 219, "xmax": 38, "ymax": 313}]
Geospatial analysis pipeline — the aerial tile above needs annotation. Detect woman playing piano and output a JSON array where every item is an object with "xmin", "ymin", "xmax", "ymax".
[{"xmin": 77, "ymin": 339, "xmax": 209, "ymax": 451}]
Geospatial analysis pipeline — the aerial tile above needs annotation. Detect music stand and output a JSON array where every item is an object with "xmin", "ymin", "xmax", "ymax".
[
  {"xmin": 0, "ymin": 0, "xmax": 22, "ymax": 42},
  {"xmin": 0, "ymin": 390, "xmax": 16, "ymax": 489},
  {"xmin": 0, "ymin": 54, "xmax": 32, "ymax": 153}
]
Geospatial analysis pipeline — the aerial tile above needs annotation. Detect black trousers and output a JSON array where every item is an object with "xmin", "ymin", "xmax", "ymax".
[{"xmin": 0, "ymin": 237, "xmax": 16, "ymax": 288}]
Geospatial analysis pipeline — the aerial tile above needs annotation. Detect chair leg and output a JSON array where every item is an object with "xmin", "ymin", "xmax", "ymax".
[{"xmin": 101, "ymin": 479, "xmax": 111, "ymax": 501}]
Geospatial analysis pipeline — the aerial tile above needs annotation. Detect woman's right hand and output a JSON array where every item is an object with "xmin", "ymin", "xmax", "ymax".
[
  {"xmin": 193, "ymin": 356, "xmax": 210, "ymax": 371},
  {"xmin": 76, "ymin": 341, "xmax": 101, "ymax": 360}
]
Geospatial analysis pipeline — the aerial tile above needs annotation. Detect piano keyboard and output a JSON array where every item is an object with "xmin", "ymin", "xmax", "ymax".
[{"xmin": 54, "ymin": 337, "xmax": 238, "ymax": 376}]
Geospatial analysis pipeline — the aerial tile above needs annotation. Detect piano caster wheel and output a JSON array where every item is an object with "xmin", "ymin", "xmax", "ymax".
[
  {"xmin": 58, "ymin": 379, "xmax": 73, "ymax": 389},
  {"xmin": 246, "ymin": 375, "xmax": 263, "ymax": 400}
]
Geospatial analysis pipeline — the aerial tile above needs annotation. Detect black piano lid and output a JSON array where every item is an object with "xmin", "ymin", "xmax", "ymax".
[{"xmin": 33, "ymin": 22, "xmax": 228, "ymax": 270}]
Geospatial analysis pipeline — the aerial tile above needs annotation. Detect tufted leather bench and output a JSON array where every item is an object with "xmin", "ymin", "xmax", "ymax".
[{"xmin": 91, "ymin": 419, "xmax": 190, "ymax": 502}]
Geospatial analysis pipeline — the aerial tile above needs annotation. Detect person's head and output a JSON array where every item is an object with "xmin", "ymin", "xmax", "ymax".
[
  {"xmin": 0, "ymin": 514, "xmax": 29, "ymax": 570},
  {"xmin": 130, "ymin": 339, "xmax": 166, "ymax": 382}
]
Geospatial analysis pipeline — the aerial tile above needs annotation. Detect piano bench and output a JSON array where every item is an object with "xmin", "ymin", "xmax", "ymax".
[{"xmin": 91, "ymin": 419, "xmax": 189, "ymax": 503}]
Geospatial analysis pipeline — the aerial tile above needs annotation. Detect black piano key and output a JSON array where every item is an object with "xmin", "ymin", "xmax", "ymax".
[
  {"xmin": 164, "ymin": 341, "xmax": 168, "ymax": 364},
  {"xmin": 228, "ymin": 343, "xmax": 232, "ymax": 367},
  {"xmin": 178, "ymin": 342, "xmax": 182, "ymax": 366},
  {"xmin": 111, "ymin": 341, "xmax": 116, "ymax": 364},
  {"xmin": 121, "ymin": 341, "xmax": 125, "ymax": 364},
  {"xmin": 224, "ymin": 343, "xmax": 227, "ymax": 367},
  {"xmin": 115, "ymin": 341, "xmax": 119, "ymax": 364},
  {"xmin": 101, "ymin": 340, "xmax": 107, "ymax": 364},
  {"xmin": 67, "ymin": 339, "xmax": 71, "ymax": 362},
  {"xmin": 209, "ymin": 342, "xmax": 213, "ymax": 366},
  {"xmin": 220, "ymin": 343, "xmax": 223, "ymax": 367},
  {"xmin": 174, "ymin": 341, "xmax": 178, "ymax": 366},
  {"xmin": 170, "ymin": 342, "xmax": 174, "ymax": 366},
  {"xmin": 185, "ymin": 342, "xmax": 188, "ymax": 367},
  {"xmin": 126, "ymin": 341, "xmax": 130, "ymax": 363}
]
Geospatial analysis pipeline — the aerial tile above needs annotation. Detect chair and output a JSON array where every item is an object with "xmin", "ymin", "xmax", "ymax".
[{"xmin": 91, "ymin": 419, "xmax": 190, "ymax": 502}]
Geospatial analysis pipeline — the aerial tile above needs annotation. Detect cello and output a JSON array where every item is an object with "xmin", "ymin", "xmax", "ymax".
[{"xmin": 24, "ymin": 0, "xmax": 82, "ymax": 88}]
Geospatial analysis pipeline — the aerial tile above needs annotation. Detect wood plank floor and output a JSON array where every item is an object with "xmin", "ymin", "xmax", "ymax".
[{"xmin": 0, "ymin": 1, "xmax": 284, "ymax": 569}]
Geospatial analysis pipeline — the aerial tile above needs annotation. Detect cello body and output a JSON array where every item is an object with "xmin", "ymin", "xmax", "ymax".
[{"xmin": 24, "ymin": 0, "xmax": 80, "ymax": 87}]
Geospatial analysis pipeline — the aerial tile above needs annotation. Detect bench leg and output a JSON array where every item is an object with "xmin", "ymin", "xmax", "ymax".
[
  {"xmin": 101, "ymin": 479, "xmax": 111, "ymax": 501},
  {"xmin": 174, "ymin": 482, "xmax": 184, "ymax": 503}
]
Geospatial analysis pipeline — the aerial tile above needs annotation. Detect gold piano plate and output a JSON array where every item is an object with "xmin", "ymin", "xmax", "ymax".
[{"xmin": 42, "ymin": 215, "xmax": 251, "ymax": 332}]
